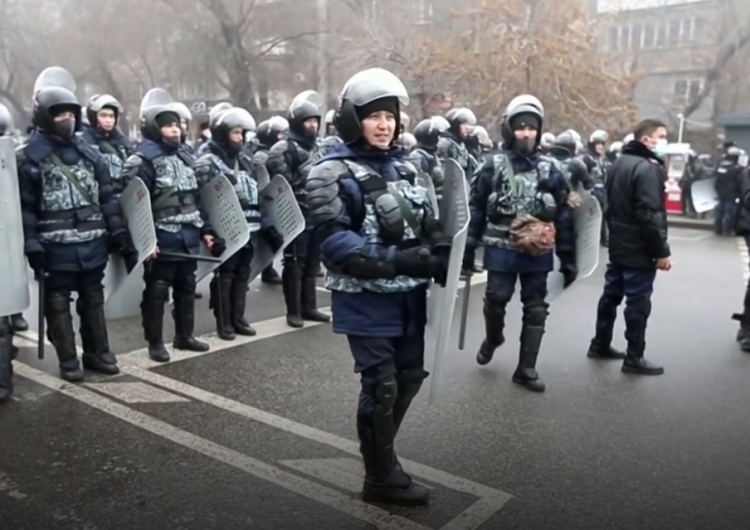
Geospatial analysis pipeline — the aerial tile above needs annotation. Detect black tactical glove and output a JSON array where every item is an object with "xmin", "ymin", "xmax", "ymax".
[
  {"xmin": 462, "ymin": 247, "xmax": 476, "ymax": 274},
  {"xmin": 432, "ymin": 252, "xmax": 451, "ymax": 287},
  {"xmin": 27, "ymin": 251, "xmax": 46, "ymax": 278},
  {"xmin": 210, "ymin": 236, "xmax": 227, "ymax": 257},
  {"xmin": 558, "ymin": 253, "xmax": 578, "ymax": 288},
  {"xmin": 430, "ymin": 236, "xmax": 452, "ymax": 258},
  {"xmin": 260, "ymin": 226, "xmax": 284, "ymax": 253},
  {"xmin": 393, "ymin": 246, "xmax": 443, "ymax": 279}
]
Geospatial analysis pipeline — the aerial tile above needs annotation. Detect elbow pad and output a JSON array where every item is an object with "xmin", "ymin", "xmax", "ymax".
[{"xmin": 342, "ymin": 255, "xmax": 397, "ymax": 280}]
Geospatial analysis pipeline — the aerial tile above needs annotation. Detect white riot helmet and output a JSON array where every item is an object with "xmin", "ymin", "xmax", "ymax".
[
  {"xmin": 589, "ymin": 129, "xmax": 608, "ymax": 144},
  {"xmin": 540, "ymin": 132, "xmax": 556, "ymax": 149}
]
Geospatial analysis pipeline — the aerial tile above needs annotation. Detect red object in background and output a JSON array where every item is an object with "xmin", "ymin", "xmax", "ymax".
[{"xmin": 664, "ymin": 176, "xmax": 683, "ymax": 214}]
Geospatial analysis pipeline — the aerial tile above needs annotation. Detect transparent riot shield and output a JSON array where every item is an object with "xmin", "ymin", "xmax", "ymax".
[
  {"xmin": 415, "ymin": 172, "xmax": 439, "ymax": 217},
  {"xmin": 691, "ymin": 178, "xmax": 718, "ymax": 214},
  {"xmin": 196, "ymin": 175, "xmax": 250, "ymax": 282},
  {"xmin": 255, "ymin": 164, "xmax": 271, "ymax": 190},
  {"xmin": 248, "ymin": 175, "xmax": 305, "ymax": 282},
  {"xmin": 0, "ymin": 137, "xmax": 30, "ymax": 315},
  {"xmin": 547, "ymin": 192, "xmax": 603, "ymax": 301},
  {"xmin": 425, "ymin": 159, "xmax": 470, "ymax": 403},
  {"xmin": 104, "ymin": 178, "xmax": 157, "ymax": 320}
]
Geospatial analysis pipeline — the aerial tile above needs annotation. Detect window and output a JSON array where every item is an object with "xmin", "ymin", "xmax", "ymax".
[
  {"xmin": 643, "ymin": 23, "xmax": 655, "ymax": 48},
  {"xmin": 363, "ymin": 0, "xmax": 377, "ymax": 21},
  {"xmin": 668, "ymin": 19, "xmax": 681, "ymax": 47},
  {"xmin": 630, "ymin": 23, "xmax": 643, "ymax": 50},
  {"xmin": 655, "ymin": 23, "xmax": 666, "ymax": 47},
  {"xmin": 673, "ymin": 78, "xmax": 703, "ymax": 106},
  {"xmin": 416, "ymin": 0, "xmax": 433, "ymax": 24}
]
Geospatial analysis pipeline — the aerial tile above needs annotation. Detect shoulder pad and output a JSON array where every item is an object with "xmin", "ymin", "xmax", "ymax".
[
  {"xmin": 122, "ymin": 153, "xmax": 145, "ymax": 171},
  {"xmin": 269, "ymin": 140, "xmax": 289, "ymax": 156},
  {"xmin": 306, "ymin": 159, "xmax": 347, "ymax": 226},
  {"xmin": 76, "ymin": 141, "xmax": 101, "ymax": 164},
  {"xmin": 395, "ymin": 159, "xmax": 419, "ymax": 180}
]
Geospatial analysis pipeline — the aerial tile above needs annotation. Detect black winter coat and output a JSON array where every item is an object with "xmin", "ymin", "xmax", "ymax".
[{"xmin": 606, "ymin": 141, "xmax": 670, "ymax": 269}]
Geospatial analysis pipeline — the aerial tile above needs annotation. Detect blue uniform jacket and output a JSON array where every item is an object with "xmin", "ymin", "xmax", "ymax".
[
  {"xmin": 18, "ymin": 131, "xmax": 127, "ymax": 272},
  {"xmin": 134, "ymin": 139, "xmax": 212, "ymax": 256},
  {"xmin": 468, "ymin": 149, "xmax": 572, "ymax": 273},
  {"xmin": 312, "ymin": 143, "xmax": 428, "ymax": 338}
]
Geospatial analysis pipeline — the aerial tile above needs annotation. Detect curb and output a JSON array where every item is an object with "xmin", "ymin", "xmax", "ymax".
[{"xmin": 667, "ymin": 217, "xmax": 713, "ymax": 231}]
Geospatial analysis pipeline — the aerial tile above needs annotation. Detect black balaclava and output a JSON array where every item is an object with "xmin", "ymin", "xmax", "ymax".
[{"xmin": 509, "ymin": 112, "xmax": 540, "ymax": 156}]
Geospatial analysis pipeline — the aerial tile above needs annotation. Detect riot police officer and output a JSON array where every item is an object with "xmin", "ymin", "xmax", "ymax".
[
  {"xmin": 305, "ymin": 67, "xmax": 450, "ymax": 506},
  {"xmin": 252, "ymin": 116, "xmax": 289, "ymax": 285},
  {"xmin": 121, "ymin": 88, "xmax": 225, "ymax": 363},
  {"xmin": 605, "ymin": 140, "xmax": 623, "ymax": 163},
  {"xmin": 81, "ymin": 94, "xmax": 133, "ymax": 195},
  {"xmin": 195, "ymin": 107, "xmax": 285, "ymax": 340},
  {"xmin": 438, "ymin": 107, "xmax": 476, "ymax": 177},
  {"xmin": 408, "ymin": 116, "xmax": 450, "ymax": 201},
  {"xmin": 19, "ymin": 67, "xmax": 137, "ymax": 381},
  {"xmin": 465, "ymin": 95, "xmax": 573, "ymax": 393},
  {"xmin": 267, "ymin": 93, "xmax": 330, "ymax": 328},
  {"xmin": 583, "ymin": 129, "xmax": 610, "ymax": 246},
  {"xmin": 172, "ymin": 102, "xmax": 194, "ymax": 154},
  {"xmin": 713, "ymin": 146, "xmax": 744, "ymax": 236}
]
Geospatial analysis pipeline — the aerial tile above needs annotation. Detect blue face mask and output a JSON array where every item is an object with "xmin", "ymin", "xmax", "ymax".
[{"xmin": 652, "ymin": 138, "xmax": 668, "ymax": 158}]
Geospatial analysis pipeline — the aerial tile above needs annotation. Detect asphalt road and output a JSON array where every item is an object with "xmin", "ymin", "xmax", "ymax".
[{"xmin": 2, "ymin": 229, "xmax": 750, "ymax": 530}]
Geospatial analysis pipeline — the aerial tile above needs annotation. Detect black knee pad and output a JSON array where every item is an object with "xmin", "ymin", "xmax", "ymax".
[
  {"xmin": 174, "ymin": 273, "xmax": 197, "ymax": 295},
  {"xmin": 0, "ymin": 316, "xmax": 11, "ymax": 337},
  {"xmin": 363, "ymin": 363, "xmax": 398, "ymax": 411},
  {"xmin": 79, "ymin": 283, "xmax": 105, "ymax": 307},
  {"xmin": 395, "ymin": 368, "xmax": 428, "ymax": 399},
  {"xmin": 45, "ymin": 291, "xmax": 71, "ymax": 314},
  {"xmin": 522, "ymin": 301, "xmax": 549, "ymax": 326}
]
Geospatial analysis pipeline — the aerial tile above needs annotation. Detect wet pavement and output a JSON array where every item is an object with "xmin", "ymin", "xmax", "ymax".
[{"xmin": 2, "ymin": 230, "xmax": 750, "ymax": 530}]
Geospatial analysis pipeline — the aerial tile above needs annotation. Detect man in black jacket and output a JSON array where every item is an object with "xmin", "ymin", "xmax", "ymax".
[{"xmin": 586, "ymin": 119, "xmax": 671, "ymax": 375}]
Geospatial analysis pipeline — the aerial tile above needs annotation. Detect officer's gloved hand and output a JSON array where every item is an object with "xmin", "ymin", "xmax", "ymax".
[
  {"xmin": 430, "ymin": 235, "xmax": 452, "ymax": 257},
  {"xmin": 558, "ymin": 253, "xmax": 578, "ymax": 288},
  {"xmin": 393, "ymin": 246, "xmax": 442, "ymax": 278},
  {"xmin": 210, "ymin": 236, "xmax": 227, "ymax": 257},
  {"xmin": 26, "ymin": 251, "xmax": 45, "ymax": 278},
  {"xmin": 261, "ymin": 226, "xmax": 284, "ymax": 253},
  {"xmin": 462, "ymin": 246, "xmax": 476, "ymax": 274}
]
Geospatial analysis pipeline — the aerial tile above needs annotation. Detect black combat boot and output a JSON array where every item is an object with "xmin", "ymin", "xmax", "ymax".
[
  {"xmin": 261, "ymin": 265, "xmax": 282, "ymax": 285},
  {"xmin": 587, "ymin": 301, "xmax": 626, "ymax": 360},
  {"xmin": 621, "ymin": 300, "xmax": 663, "ymax": 375},
  {"xmin": 301, "ymin": 274, "xmax": 330, "ymax": 323},
  {"xmin": 78, "ymin": 285, "xmax": 119, "ymax": 375},
  {"xmin": 282, "ymin": 264, "xmax": 304, "ymax": 328},
  {"xmin": 511, "ymin": 306, "xmax": 547, "ymax": 393},
  {"xmin": 210, "ymin": 274, "xmax": 235, "ymax": 341},
  {"xmin": 476, "ymin": 299, "xmax": 505, "ymax": 365},
  {"xmin": 173, "ymin": 275, "xmax": 209, "ymax": 352},
  {"xmin": 10, "ymin": 313, "xmax": 28, "ymax": 332},
  {"xmin": 359, "ymin": 370, "xmax": 429, "ymax": 506},
  {"xmin": 0, "ymin": 317, "xmax": 14, "ymax": 403},
  {"xmin": 231, "ymin": 268, "xmax": 256, "ymax": 336},
  {"xmin": 46, "ymin": 291, "xmax": 84, "ymax": 382},
  {"xmin": 141, "ymin": 279, "xmax": 171, "ymax": 362}
]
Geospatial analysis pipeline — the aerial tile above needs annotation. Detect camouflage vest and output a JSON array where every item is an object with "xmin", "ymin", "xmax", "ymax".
[
  {"xmin": 97, "ymin": 140, "xmax": 129, "ymax": 195},
  {"xmin": 150, "ymin": 153, "xmax": 203, "ymax": 233},
  {"xmin": 221, "ymin": 155, "xmax": 261, "ymax": 233},
  {"xmin": 589, "ymin": 155, "xmax": 606, "ymax": 186},
  {"xmin": 483, "ymin": 154, "xmax": 552, "ymax": 249},
  {"xmin": 37, "ymin": 155, "xmax": 107, "ymax": 245},
  {"xmin": 439, "ymin": 137, "xmax": 471, "ymax": 176},
  {"xmin": 324, "ymin": 159, "xmax": 430, "ymax": 294},
  {"xmin": 290, "ymin": 141, "xmax": 321, "ymax": 204}
]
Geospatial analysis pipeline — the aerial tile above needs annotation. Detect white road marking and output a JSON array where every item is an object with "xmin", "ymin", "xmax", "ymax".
[
  {"xmin": 278, "ymin": 457, "xmax": 434, "ymax": 493},
  {"xmin": 123, "ymin": 364, "xmax": 511, "ymax": 501},
  {"xmin": 12, "ymin": 362, "xmax": 431, "ymax": 530},
  {"xmin": 84, "ymin": 382, "xmax": 190, "ymax": 403},
  {"xmin": 738, "ymin": 237, "xmax": 749, "ymax": 283}
]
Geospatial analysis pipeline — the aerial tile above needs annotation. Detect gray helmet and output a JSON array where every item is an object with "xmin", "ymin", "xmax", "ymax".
[
  {"xmin": 257, "ymin": 116, "xmax": 289, "ymax": 147},
  {"xmin": 501, "ymin": 94, "xmax": 544, "ymax": 145},
  {"xmin": 554, "ymin": 131, "xmax": 577, "ymax": 154},
  {"xmin": 400, "ymin": 111, "xmax": 410, "ymax": 131},
  {"xmin": 470, "ymin": 125, "xmax": 493, "ymax": 149},
  {"xmin": 608, "ymin": 141, "xmax": 623, "ymax": 153},
  {"xmin": 139, "ymin": 87, "xmax": 177, "ymax": 141},
  {"xmin": 589, "ymin": 129, "xmax": 608, "ymax": 144},
  {"xmin": 325, "ymin": 109, "xmax": 335, "ymax": 125},
  {"xmin": 413, "ymin": 116, "xmax": 450, "ymax": 147},
  {"xmin": 335, "ymin": 67, "xmax": 409, "ymax": 144},
  {"xmin": 398, "ymin": 131, "xmax": 416, "ymax": 149},
  {"xmin": 87, "ymin": 94, "xmax": 123, "ymax": 126},
  {"xmin": 540, "ymin": 132, "xmax": 556, "ymax": 148},
  {"xmin": 32, "ymin": 66, "xmax": 81, "ymax": 132},
  {"xmin": 211, "ymin": 106, "xmax": 256, "ymax": 145},
  {"xmin": 445, "ymin": 107, "xmax": 477, "ymax": 131},
  {"xmin": 209, "ymin": 102, "xmax": 233, "ymax": 128},
  {"xmin": 170, "ymin": 102, "xmax": 192, "ymax": 124},
  {"xmin": 288, "ymin": 90, "xmax": 322, "ymax": 136}
]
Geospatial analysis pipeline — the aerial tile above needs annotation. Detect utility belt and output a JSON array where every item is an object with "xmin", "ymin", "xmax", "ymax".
[
  {"xmin": 38, "ymin": 207, "xmax": 106, "ymax": 234},
  {"xmin": 152, "ymin": 192, "xmax": 197, "ymax": 221},
  {"xmin": 484, "ymin": 215, "xmax": 515, "ymax": 240}
]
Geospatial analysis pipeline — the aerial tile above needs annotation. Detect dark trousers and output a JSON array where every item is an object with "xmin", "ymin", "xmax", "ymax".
[
  {"xmin": 593, "ymin": 262, "xmax": 656, "ymax": 355},
  {"xmin": 347, "ymin": 335, "xmax": 428, "ymax": 479},
  {"xmin": 142, "ymin": 259, "xmax": 198, "ymax": 344},
  {"xmin": 714, "ymin": 199, "xmax": 736, "ymax": 235},
  {"xmin": 211, "ymin": 246, "xmax": 254, "ymax": 330},
  {"xmin": 593, "ymin": 186, "xmax": 608, "ymax": 243},
  {"xmin": 282, "ymin": 230, "xmax": 321, "ymax": 272}
]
